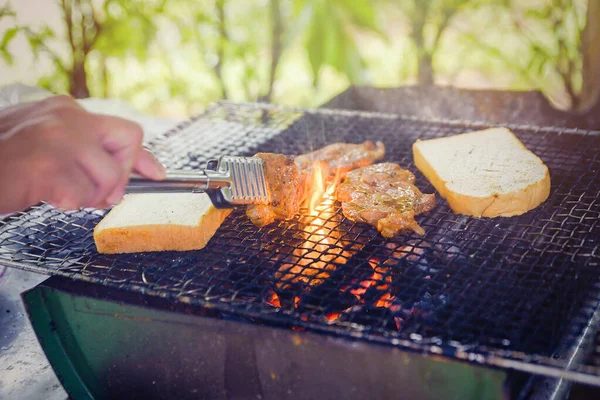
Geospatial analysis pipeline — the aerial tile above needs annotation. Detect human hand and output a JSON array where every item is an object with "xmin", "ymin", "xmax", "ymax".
[{"xmin": 0, "ymin": 95, "xmax": 165, "ymax": 213}]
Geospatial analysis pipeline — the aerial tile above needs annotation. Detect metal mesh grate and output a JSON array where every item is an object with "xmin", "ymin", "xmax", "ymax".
[{"xmin": 1, "ymin": 102, "xmax": 600, "ymax": 384}]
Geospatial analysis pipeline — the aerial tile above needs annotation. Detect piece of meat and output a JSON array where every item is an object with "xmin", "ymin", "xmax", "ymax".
[
  {"xmin": 336, "ymin": 163, "xmax": 436, "ymax": 237},
  {"xmin": 246, "ymin": 142, "xmax": 386, "ymax": 228},
  {"xmin": 295, "ymin": 140, "xmax": 385, "ymax": 176},
  {"xmin": 295, "ymin": 140, "xmax": 386, "ymax": 204},
  {"xmin": 246, "ymin": 153, "xmax": 301, "ymax": 227}
]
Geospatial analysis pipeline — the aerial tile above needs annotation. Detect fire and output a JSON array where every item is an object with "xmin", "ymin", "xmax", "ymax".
[
  {"xmin": 276, "ymin": 162, "xmax": 349, "ymax": 287},
  {"xmin": 270, "ymin": 164, "xmax": 403, "ymax": 330},
  {"xmin": 306, "ymin": 161, "xmax": 341, "ymax": 214}
]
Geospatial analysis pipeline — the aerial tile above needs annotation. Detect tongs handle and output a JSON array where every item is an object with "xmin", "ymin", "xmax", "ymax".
[
  {"xmin": 123, "ymin": 156, "xmax": 269, "ymax": 208},
  {"xmin": 126, "ymin": 170, "xmax": 229, "ymax": 194}
]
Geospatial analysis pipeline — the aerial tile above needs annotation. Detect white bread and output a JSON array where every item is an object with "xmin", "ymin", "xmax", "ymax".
[
  {"xmin": 412, "ymin": 127, "xmax": 551, "ymax": 217},
  {"xmin": 94, "ymin": 193, "xmax": 231, "ymax": 254}
]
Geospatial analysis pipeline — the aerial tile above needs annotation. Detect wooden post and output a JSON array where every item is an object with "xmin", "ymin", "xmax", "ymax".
[{"xmin": 580, "ymin": 0, "xmax": 600, "ymax": 112}]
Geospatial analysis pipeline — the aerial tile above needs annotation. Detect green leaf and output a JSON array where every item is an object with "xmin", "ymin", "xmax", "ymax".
[
  {"xmin": 95, "ymin": 14, "xmax": 157, "ymax": 61},
  {"xmin": 305, "ymin": 2, "xmax": 326, "ymax": 83},
  {"xmin": 292, "ymin": 0, "xmax": 309, "ymax": 17},
  {"xmin": 0, "ymin": 5, "xmax": 16, "ymax": 19},
  {"xmin": 334, "ymin": 0, "xmax": 380, "ymax": 33},
  {"xmin": 323, "ymin": 7, "xmax": 342, "ymax": 71},
  {"xmin": 537, "ymin": 58, "xmax": 548, "ymax": 75},
  {"xmin": 524, "ymin": 8, "xmax": 552, "ymax": 21},
  {"xmin": 283, "ymin": 1, "xmax": 315, "ymax": 49},
  {"xmin": 0, "ymin": 27, "xmax": 19, "ymax": 52},
  {"xmin": 0, "ymin": 48, "xmax": 13, "ymax": 64},
  {"xmin": 344, "ymin": 43, "xmax": 364, "ymax": 83}
]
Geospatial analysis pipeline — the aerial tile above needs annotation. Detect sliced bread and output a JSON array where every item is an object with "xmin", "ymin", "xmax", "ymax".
[
  {"xmin": 412, "ymin": 127, "xmax": 551, "ymax": 217},
  {"xmin": 94, "ymin": 193, "xmax": 231, "ymax": 254}
]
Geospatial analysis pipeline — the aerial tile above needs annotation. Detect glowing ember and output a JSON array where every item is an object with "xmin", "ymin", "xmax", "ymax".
[
  {"xmin": 264, "ymin": 290, "xmax": 281, "ymax": 308},
  {"xmin": 350, "ymin": 258, "xmax": 396, "ymax": 307},
  {"xmin": 394, "ymin": 317, "xmax": 403, "ymax": 331},
  {"xmin": 389, "ymin": 304, "xmax": 402, "ymax": 313},
  {"xmin": 375, "ymin": 292, "xmax": 396, "ymax": 308},
  {"xmin": 350, "ymin": 276, "xmax": 376, "ymax": 300},
  {"xmin": 325, "ymin": 312, "xmax": 342, "ymax": 323},
  {"xmin": 368, "ymin": 259, "xmax": 397, "ymax": 310}
]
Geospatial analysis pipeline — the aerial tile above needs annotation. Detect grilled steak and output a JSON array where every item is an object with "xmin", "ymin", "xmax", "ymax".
[
  {"xmin": 247, "ymin": 142, "xmax": 386, "ymax": 227},
  {"xmin": 246, "ymin": 153, "xmax": 301, "ymax": 227},
  {"xmin": 336, "ymin": 163, "xmax": 436, "ymax": 237},
  {"xmin": 295, "ymin": 140, "xmax": 385, "ymax": 177},
  {"xmin": 295, "ymin": 140, "xmax": 386, "ymax": 204}
]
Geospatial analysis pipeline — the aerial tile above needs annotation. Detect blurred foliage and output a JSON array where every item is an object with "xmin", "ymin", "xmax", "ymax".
[
  {"xmin": 0, "ymin": 0, "xmax": 594, "ymax": 115},
  {"xmin": 295, "ymin": 0, "xmax": 383, "ymax": 84},
  {"xmin": 396, "ymin": 0, "xmax": 485, "ymax": 85},
  {"xmin": 0, "ymin": 3, "xmax": 17, "ymax": 64},
  {"xmin": 458, "ymin": 0, "xmax": 588, "ymax": 109}
]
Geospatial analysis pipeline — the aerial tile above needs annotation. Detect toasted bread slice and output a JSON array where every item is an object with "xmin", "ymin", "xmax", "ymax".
[
  {"xmin": 412, "ymin": 127, "xmax": 550, "ymax": 217},
  {"xmin": 94, "ymin": 193, "xmax": 231, "ymax": 254}
]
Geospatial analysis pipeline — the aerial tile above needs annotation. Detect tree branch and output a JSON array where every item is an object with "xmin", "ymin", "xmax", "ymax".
[
  {"xmin": 0, "ymin": 5, "xmax": 16, "ymax": 19},
  {"xmin": 61, "ymin": 0, "xmax": 76, "ymax": 59},
  {"xmin": 77, "ymin": 0, "xmax": 88, "ymax": 57},
  {"xmin": 431, "ymin": 4, "xmax": 462, "ymax": 54},
  {"xmin": 410, "ymin": 0, "xmax": 430, "ymax": 50},
  {"xmin": 89, "ymin": 3, "xmax": 102, "ymax": 48},
  {"xmin": 22, "ymin": 27, "xmax": 68, "ymax": 74},
  {"xmin": 214, "ymin": 0, "xmax": 228, "ymax": 99},
  {"xmin": 461, "ymin": 32, "xmax": 535, "ymax": 86},
  {"xmin": 260, "ymin": 0, "xmax": 283, "ymax": 102},
  {"xmin": 580, "ymin": 0, "xmax": 600, "ymax": 111},
  {"xmin": 81, "ymin": 0, "xmax": 101, "ymax": 55},
  {"xmin": 508, "ymin": 2, "xmax": 581, "ymax": 109}
]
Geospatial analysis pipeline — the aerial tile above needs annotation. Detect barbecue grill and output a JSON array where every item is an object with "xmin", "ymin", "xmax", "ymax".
[{"xmin": 1, "ymin": 101, "xmax": 599, "ymax": 399}]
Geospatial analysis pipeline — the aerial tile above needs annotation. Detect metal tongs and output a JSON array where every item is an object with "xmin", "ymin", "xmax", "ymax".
[{"xmin": 125, "ymin": 156, "xmax": 269, "ymax": 208}]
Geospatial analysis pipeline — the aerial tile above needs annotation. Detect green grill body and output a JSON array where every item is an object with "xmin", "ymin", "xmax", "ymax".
[{"xmin": 23, "ymin": 277, "xmax": 507, "ymax": 400}]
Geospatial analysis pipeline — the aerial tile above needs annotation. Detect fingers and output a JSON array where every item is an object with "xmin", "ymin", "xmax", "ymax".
[
  {"xmin": 96, "ymin": 115, "xmax": 143, "ymax": 170},
  {"xmin": 95, "ymin": 114, "xmax": 165, "ymax": 179},
  {"xmin": 46, "ymin": 163, "xmax": 96, "ymax": 210},
  {"xmin": 76, "ymin": 145, "xmax": 124, "ymax": 207},
  {"xmin": 134, "ymin": 148, "xmax": 166, "ymax": 180},
  {"xmin": 104, "ymin": 174, "xmax": 128, "ymax": 207},
  {"xmin": 75, "ymin": 114, "xmax": 165, "ymax": 207},
  {"xmin": 0, "ymin": 96, "xmax": 165, "ymax": 213}
]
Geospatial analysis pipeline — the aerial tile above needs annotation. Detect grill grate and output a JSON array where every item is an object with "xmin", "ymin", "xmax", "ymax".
[{"xmin": 1, "ymin": 102, "xmax": 600, "ymax": 384}]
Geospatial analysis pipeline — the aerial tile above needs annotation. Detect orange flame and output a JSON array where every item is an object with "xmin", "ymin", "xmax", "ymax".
[
  {"xmin": 306, "ymin": 161, "xmax": 341, "ymax": 215},
  {"xmin": 276, "ymin": 162, "xmax": 349, "ymax": 288}
]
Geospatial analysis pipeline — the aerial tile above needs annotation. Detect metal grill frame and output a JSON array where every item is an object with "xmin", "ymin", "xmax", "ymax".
[{"xmin": 1, "ymin": 101, "xmax": 599, "ymax": 386}]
